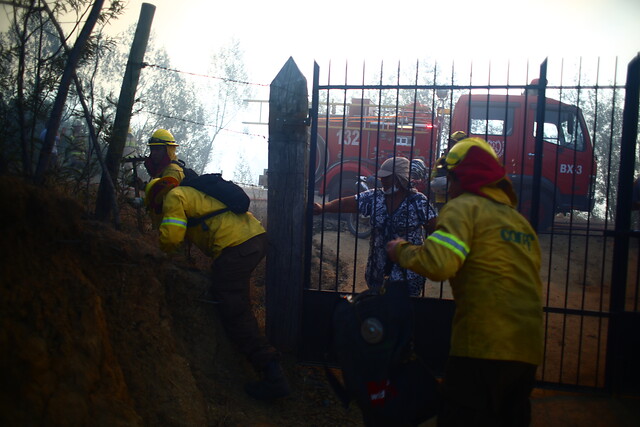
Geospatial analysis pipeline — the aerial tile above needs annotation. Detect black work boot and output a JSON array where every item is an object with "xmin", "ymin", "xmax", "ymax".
[{"xmin": 244, "ymin": 361, "xmax": 291, "ymax": 400}]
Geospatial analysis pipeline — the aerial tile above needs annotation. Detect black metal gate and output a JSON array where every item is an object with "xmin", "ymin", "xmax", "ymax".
[{"xmin": 300, "ymin": 56, "xmax": 640, "ymax": 393}]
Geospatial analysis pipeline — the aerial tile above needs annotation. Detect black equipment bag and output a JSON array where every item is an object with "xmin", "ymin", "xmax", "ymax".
[
  {"xmin": 327, "ymin": 279, "xmax": 441, "ymax": 426},
  {"xmin": 180, "ymin": 173, "xmax": 251, "ymax": 230},
  {"xmin": 180, "ymin": 173, "xmax": 250, "ymax": 214},
  {"xmin": 172, "ymin": 159, "xmax": 199, "ymax": 181}
]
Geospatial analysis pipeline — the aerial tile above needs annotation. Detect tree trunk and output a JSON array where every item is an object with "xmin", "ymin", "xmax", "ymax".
[
  {"xmin": 95, "ymin": 3, "xmax": 155, "ymax": 222},
  {"xmin": 34, "ymin": 0, "xmax": 106, "ymax": 183}
]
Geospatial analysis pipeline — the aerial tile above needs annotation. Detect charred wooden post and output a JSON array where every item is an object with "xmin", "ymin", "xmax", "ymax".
[
  {"xmin": 95, "ymin": 3, "xmax": 155, "ymax": 222},
  {"xmin": 266, "ymin": 58, "xmax": 309, "ymax": 350}
]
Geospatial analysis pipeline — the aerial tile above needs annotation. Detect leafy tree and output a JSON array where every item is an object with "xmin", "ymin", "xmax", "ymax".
[
  {"xmin": 574, "ymin": 87, "xmax": 623, "ymax": 221},
  {"xmin": 0, "ymin": 0, "xmax": 124, "ymax": 177},
  {"xmin": 551, "ymin": 75, "xmax": 636, "ymax": 221},
  {"xmin": 233, "ymin": 152, "xmax": 254, "ymax": 184},
  {"xmin": 196, "ymin": 38, "xmax": 253, "ymax": 173},
  {"xmin": 94, "ymin": 28, "xmax": 190, "ymax": 164},
  {"xmin": 96, "ymin": 30, "xmax": 249, "ymax": 176}
]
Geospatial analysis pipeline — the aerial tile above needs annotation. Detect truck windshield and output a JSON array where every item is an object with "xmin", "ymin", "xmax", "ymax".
[
  {"xmin": 534, "ymin": 107, "xmax": 585, "ymax": 151},
  {"xmin": 469, "ymin": 104, "xmax": 515, "ymax": 136}
]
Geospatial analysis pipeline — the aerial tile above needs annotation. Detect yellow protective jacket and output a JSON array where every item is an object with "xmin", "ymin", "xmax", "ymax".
[
  {"xmin": 395, "ymin": 187, "xmax": 544, "ymax": 365},
  {"xmin": 158, "ymin": 186, "xmax": 265, "ymax": 260},
  {"xmin": 159, "ymin": 162, "xmax": 185, "ymax": 183}
]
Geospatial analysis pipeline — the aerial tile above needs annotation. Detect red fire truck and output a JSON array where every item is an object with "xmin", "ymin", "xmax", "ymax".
[
  {"xmin": 450, "ymin": 92, "xmax": 596, "ymax": 228},
  {"xmin": 315, "ymin": 89, "xmax": 596, "ymax": 228},
  {"xmin": 314, "ymin": 98, "xmax": 439, "ymax": 199}
]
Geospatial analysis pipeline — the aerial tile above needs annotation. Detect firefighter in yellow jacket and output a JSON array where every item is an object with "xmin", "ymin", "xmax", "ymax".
[
  {"xmin": 429, "ymin": 131, "xmax": 467, "ymax": 210},
  {"xmin": 386, "ymin": 137, "xmax": 543, "ymax": 427},
  {"xmin": 144, "ymin": 129, "xmax": 185, "ymax": 182},
  {"xmin": 145, "ymin": 176, "xmax": 290, "ymax": 401}
]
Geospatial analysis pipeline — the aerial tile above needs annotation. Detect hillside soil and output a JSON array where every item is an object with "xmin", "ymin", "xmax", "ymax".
[{"xmin": 0, "ymin": 177, "xmax": 362, "ymax": 426}]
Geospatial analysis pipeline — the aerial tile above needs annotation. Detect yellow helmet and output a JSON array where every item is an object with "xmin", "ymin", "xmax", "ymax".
[
  {"xmin": 148, "ymin": 129, "xmax": 178, "ymax": 146},
  {"xmin": 449, "ymin": 131, "xmax": 467, "ymax": 143},
  {"xmin": 444, "ymin": 137, "xmax": 498, "ymax": 171},
  {"xmin": 144, "ymin": 176, "xmax": 179, "ymax": 212},
  {"xmin": 430, "ymin": 155, "xmax": 448, "ymax": 180}
]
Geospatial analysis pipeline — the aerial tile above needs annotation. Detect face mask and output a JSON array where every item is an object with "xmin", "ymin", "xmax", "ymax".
[{"xmin": 384, "ymin": 185, "xmax": 401, "ymax": 195}]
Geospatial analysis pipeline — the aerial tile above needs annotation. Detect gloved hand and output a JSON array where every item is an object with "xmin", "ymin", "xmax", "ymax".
[{"xmin": 386, "ymin": 237, "xmax": 407, "ymax": 263}]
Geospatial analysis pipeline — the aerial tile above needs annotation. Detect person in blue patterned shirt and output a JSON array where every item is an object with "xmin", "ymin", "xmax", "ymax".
[{"xmin": 313, "ymin": 157, "xmax": 437, "ymax": 296}]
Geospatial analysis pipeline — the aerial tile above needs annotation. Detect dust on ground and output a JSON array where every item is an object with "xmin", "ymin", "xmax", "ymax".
[{"xmin": 0, "ymin": 177, "xmax": 363, "ymax": 426}]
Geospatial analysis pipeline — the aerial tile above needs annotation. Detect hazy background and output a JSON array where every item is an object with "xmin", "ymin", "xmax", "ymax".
[
  {"xmin": 2, "ymin": 0, "xmax": 639, "ymax": 181},
  {"xmin": 111, "ymin": 0, "xmax": 639, "ymax": 179},
  {"xmin": 113, "ymin": 0, "xmax": 640, "ymax": 81}
]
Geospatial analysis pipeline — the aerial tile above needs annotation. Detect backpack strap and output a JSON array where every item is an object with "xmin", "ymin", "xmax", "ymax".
[{"xmin": 186, "ymin": 208, "xmax": 230, "ymax": 231}]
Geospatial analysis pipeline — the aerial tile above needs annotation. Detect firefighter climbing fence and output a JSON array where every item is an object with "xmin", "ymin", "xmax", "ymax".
[{"xmin": 298, "ymin": 56, "xmax": 640, "ymax": 394}]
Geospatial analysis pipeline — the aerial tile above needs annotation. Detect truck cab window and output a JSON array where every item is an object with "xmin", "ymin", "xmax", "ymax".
[
  {"xmin": 534, "ymin": 107, "xmax": 585, "ymax": 151},
  {"xmin": 469, "ymin": 104, "xmax": 515, "ymax": 136},
  {"xmin": 559, "ymin": 113, "xmax": 585, "ymax": 151}
]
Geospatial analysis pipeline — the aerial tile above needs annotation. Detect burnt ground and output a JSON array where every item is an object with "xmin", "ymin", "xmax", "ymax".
[{"xmin": 0, "ymin": 176, "xmax": 362, "ymax": 426}]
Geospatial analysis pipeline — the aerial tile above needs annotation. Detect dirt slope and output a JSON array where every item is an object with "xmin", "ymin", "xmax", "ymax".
[{"xmin": 0, "ymin": 177, "xmax": 361, "ymax": 426}]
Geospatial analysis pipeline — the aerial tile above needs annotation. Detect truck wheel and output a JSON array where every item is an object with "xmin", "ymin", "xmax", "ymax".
[
  {"xmin": 347, "ymin": 212, "xmax": 372, "ymax": 239},
  {"xmin": 328, "ymin": 173, "xmax": 359, "ymax": 201},
  {"xmin": 312, "ymin": 134, "xmax": 327, "ymax": 183}
]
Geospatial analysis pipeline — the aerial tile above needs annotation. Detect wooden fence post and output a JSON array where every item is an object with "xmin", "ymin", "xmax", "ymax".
[
  {"xmin": 266, "ymin": 57, "xmax": 309, "ymax": 351},
  {"xmin": 95, "ymin": 3, "xmax": 155, "ymax": 222}
]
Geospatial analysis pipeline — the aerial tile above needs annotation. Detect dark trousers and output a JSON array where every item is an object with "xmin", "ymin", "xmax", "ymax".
[
  {"xmin": 437, "ymin": 356, "xmax": 537, "ymax": 427},
  {"xmin": 210, "ymin": 233, "xmax": 279, "ymax": 370}
]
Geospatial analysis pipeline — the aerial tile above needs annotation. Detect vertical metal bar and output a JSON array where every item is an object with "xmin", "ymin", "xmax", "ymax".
[
  {"xmin": 304, "ymin": 62, "xmax": 321, "ymax": 290},
  {"xmin": 391, "ymin": 61, "xmax": 401, "ymax": 162},
  {"xmin": 606, "ymin": 53, "xmax": 640, "ymax": 393},
  {"xmin": 531, "ymin": 59, "xmax": 548, "ymax": 231},
  {"xmin": 516, "ymin": 61, "xmax": 532, "ymax": 219},
  {"xmin": 576, "ymin": 57, "xmax": 597, "ymax": 385},
  {"xmin": 595, "ymin": 58, "xmax": 620, "ymax": 388},
  {"xmin": 533, "ymin": 59, "xmax": 550, "ymax": 381},
  {"xmin": 331, "ymin": 62, "xmax": 350, "ymax": 292},
  {"xmin": 558, "ymin": 58, "xmax": 575, "ymax": 385},
  {"xmin": 317, "ymin": 62, "xmax": 334, "ymax": 291},
  {"xmin": 501, "ymin": 59, "xmax": 511, "ymax": 166},
  {"xmin": 633, "ymin": 243, "xmax": 640, "ymax": 312},
  {"xmin": 553, "ymin": 58, "xmax": 567, "ymax": 234},
  {"xmin": 482, "ymin": 62, "xmax": 491, "ymax": 139},
  {"xmin": 349, "ymin": 61, "xmax": 368, "ymax": 294},
  {"xmin": 372, "ymin": 61, "xmax": 385, "ymax": 239},
  {"xmin": 447, "ymin": 60, "xmax": 456, "ymax": 148}
]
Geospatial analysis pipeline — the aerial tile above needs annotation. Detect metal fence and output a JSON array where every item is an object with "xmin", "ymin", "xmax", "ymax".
[{"xmin": 301, "ymin": 56, "xmax": 640, "ymax": 393}]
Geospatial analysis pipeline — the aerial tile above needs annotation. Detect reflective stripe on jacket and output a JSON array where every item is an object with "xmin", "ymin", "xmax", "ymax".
[{"xmin": 396, "ymin": 191, "xmax": 544, "ymax": 365}]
